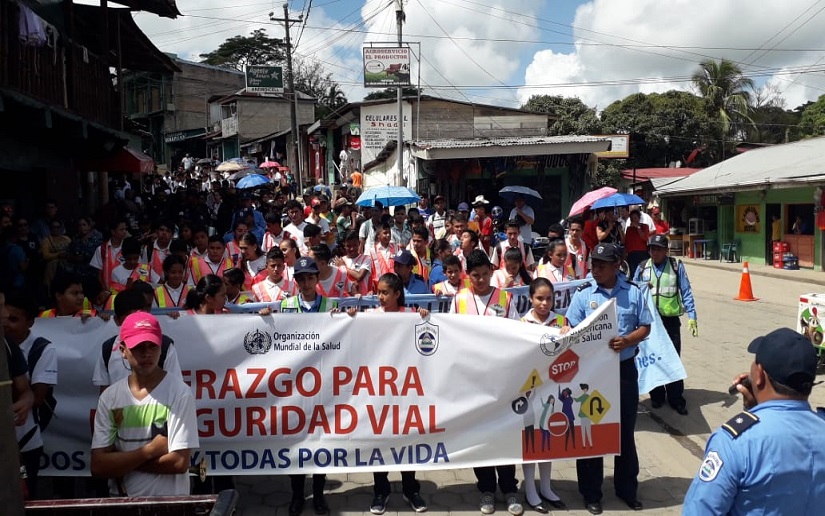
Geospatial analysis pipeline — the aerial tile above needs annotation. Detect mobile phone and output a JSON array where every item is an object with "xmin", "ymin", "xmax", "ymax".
[{"xmin": 728, "ymin": 377, "xmax": 752, "ymax": 396}]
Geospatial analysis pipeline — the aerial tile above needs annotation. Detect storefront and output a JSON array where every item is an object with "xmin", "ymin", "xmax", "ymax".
[{"xmin": 656, "ymin": 137, "xmax": 825, "ymax": 270}]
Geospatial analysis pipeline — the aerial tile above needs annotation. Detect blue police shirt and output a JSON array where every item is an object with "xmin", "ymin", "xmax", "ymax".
[
  {"xmin": 683, "ymin": 399, "xmax": 825, "ymax": 515},
  {"xmin": 632, "ymin": 258, "xmax": 697, "ymax": 320},
  {"xmin": 566, "ymin": 273, "xmax": 653, "ymax": 360},
  {"xmin": 404, "ymin": 275, "xmax": 430, "ymax": 296}
]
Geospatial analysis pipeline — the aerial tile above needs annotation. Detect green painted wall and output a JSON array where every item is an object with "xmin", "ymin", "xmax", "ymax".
[{"xmin": 733, "ymin": 187, "xmax": 820, "ymax": 268}]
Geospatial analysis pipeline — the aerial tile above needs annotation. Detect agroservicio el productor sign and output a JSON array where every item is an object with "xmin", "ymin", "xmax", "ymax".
[{"xmin": 363, "ymin": 47, "xmax": 411, "ymax": 87}]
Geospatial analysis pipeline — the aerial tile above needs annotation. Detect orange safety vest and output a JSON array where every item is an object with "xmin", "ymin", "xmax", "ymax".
[
  {"xmin": 316, "ymin": 267, "xmax": 349, "ymax": 298},
  {"xmin": 147, "ymin": 244, "xmax": 170, "ymax": 282},
  {"xmin": 454, "ymin": 287, "xmax": 511, "ymax": 316},
  {"xmin": 252, "ymin": 278, "xmax": 296, "ymax": 302},
  {"xmin": 99, "ymin": 240, "xmax": 122, "ymax": 291},
  {"xmin": 262, "ymin": 230, "xmax": 289, "ymax": 252},
  {"xmin": 154, "ymin": 284, "xmax": 191, "ymax": 308},
  {"xmin": 413, "ymin": 248, "xmax": 432, "ymax": 283},
  {"xmin": 39, "ymin": 305, "xmax": 97, "ymax": 318},
  {"xmin": 228, "ymin": 292, "xmax": 254, "ymax": 305},
  {"xmin": 226, "ymin": 240, "xmax": 241, "ymax": 266},
  {"xmin": 535, "ymin": 263, "xmax": 575, "ymax": 283},
  {"xmin": 111, "ymin": 263, "xmax": 150, "ymax": 293},
  {"xmin": 496, "ymin": 240, "xmax": 530, "ymax": 270},
  {"xmin": 190, "ymin": 256, "xmax": 233, "ymax": 283},
  {"xmin": 369, "ymin": 243, "xmax": 397, "ymax": 286},
  {"xmin": 343, "ymin": 254, "xmax": 371, "ymax": 295},
  {"xmin": 433, "ymin": 278, "xmax": 470, "ymax": 295}
]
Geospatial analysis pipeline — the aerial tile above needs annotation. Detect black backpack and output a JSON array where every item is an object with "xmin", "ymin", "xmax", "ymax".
[
  {"xmin": 101, "ymin": 334, "xmax": 173, "ymax": 374},
  {"xmin": 27, "ymin": 337, "xmax": 57, "ymax": 431}
]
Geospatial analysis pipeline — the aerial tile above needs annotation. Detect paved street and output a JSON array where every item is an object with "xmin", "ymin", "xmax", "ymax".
[{"xmin": 231, "ymin": 261, "xmax": 825, "ymax": 515}]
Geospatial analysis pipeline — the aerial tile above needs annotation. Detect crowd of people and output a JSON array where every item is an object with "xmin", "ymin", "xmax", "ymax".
[{"xmin": 7, "ymin": 166, "xmax": 819, "ymax": 515}]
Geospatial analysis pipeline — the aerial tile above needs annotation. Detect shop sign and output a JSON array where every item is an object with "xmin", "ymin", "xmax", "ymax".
[
  {"xmin": 736, "ymin": 205, "xmax": 760, "ymax": 233},
  {"xmin": 164, "ymin": 128, "xmax": 206, "ymax": 144},
  {"xmin": 246, "ymin": 65, "xmax": 284, "ymax": 93},
  {"xmin": 363, "ymin": 47, "xmax": 411, "ymax": 87},
  {"xmin": 594, "ymin": 135, "xmax": 630, "ymax": 158}
]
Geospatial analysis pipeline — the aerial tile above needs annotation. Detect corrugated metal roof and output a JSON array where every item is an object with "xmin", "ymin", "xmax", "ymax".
[
  {"xmin": 657, "ymin": 136, "xmax": 825, "ymax": 195},
  {"xmin": 412, "ymin": 135, "xmax": 609, "ymax": 150}
]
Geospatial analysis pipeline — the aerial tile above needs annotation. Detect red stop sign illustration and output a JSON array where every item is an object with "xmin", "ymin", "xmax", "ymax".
[{"xmin": 548, "ymin": 349, "xmax": 579, "ymax": 383}]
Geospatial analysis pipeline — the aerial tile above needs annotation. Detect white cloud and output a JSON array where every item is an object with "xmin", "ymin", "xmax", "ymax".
[{"xmin": 519, "ymin": 0, "xmax": 825, "ymax": 110}]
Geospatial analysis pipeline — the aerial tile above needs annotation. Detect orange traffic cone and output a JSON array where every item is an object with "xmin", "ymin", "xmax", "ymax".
[{"xmin": 734, "ymin": 261, "xmax": 759, "ymax": 302}]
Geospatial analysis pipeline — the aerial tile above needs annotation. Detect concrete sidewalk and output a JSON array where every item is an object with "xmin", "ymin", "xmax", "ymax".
[{"xmin": 683, "ymin": 255, "xmax": 825, "ymax": 286}]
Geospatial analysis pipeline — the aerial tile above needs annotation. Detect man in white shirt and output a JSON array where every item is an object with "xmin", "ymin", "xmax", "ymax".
[
  {"xmin": 284, "ymin": 199, "xmax": 329, "ymax": 250},
  {"xmin": 508, "ymin": 195, "xmax": 536, "ymax": 245},
  {"xmin": 427, "ymin": 196, "xmax": 448, "ymax": 239}
]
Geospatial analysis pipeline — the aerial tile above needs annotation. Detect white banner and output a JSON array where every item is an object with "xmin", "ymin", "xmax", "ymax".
[{"xmin": 35, "ymin": 300, "xmax": 621, "ymax": 476}]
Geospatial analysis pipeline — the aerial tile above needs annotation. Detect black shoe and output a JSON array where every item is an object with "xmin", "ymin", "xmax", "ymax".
[
  {"xmin": 621, "ymin": 498, "xmax": 643, "ymax": 511},
  {"xmin": 675, "ymin": 405, "xmax": 689, "ymax": 415},
  {"xmin": 370, "ymin": 493, "xmax": 389, "ymax": 515},
  {"xmin": 313, "ymin": 494, "xmax": 329, "ymax": 515},
  {"xmin": 584, "ymin": 501, "xmax": 603, "ymax": 515},
  {"xmin": 403, "ymin": 492, "xmax": 428, "ymax": 513},
  {"xmin": 526, "ymin": 500, "xmax": 549, "ymax": 513},
  {"xmin": 289, "ymin": 498, "xmax": 305, "ymax": 516},
  {"xmin": 650, "ymin": 400, "xmax": 663, "ymax": 409},
  {"xmin": 544, "ymin": 498, "xmax": 566, "ymax": 510}
]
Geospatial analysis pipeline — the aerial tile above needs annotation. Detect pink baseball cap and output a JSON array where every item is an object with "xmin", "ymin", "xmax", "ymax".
[{"xmin": 119, "ymin": 312, "xmax": 162, "ymax": 349}]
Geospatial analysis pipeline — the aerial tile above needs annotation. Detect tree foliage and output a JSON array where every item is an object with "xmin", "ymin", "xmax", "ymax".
[
  {"xmin": 363, "ymin": 87, "xmax": 422, "ymax": 100},
  {"xmin": 691, "ymin": 58, "xmax": 754, "ymax": 136},
  {"xmin": 799, "ymin": 94, "xmax": 825, "ymax": 138},
  {"xmin": 520, "ymin": 95, "xmax": 602, "ymax": 135},
  {"xmin": 600, "ymin": 91, "xmax": 718, "ymax": 167},
  {"xmin": 199, "ymin": 29, "xmax": 285, "ymax": 71}
]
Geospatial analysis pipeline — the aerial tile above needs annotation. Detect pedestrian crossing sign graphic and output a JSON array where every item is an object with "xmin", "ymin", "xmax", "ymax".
[{"xmin": 582, "ymin": 389, "xmax": 611, "ymax": 424}]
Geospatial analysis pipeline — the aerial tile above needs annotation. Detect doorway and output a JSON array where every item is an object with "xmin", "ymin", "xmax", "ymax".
[{"xmin": 765, "ymin": 203, "xmax": 781, "ymax": 265}]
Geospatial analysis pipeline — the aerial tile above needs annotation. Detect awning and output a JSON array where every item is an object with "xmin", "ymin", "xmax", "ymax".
[
  {"xmin": 410, "ymin": 136, "xmax": 611, "ymax": 160},
  {"xmin": 87, "ymin": 147, "xmax": 155, "ymax": 173}
]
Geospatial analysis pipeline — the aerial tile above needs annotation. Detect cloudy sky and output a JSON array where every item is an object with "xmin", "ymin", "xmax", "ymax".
[{"xmin": 124, "ymin": 0, "xmax": 825, "ymax": 111}]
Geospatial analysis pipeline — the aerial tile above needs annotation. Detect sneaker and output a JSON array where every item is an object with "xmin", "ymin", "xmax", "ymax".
[
  {"xmin": 403, "ymin": 492, "xmax": 428, "ymax": 513},
  {"xmin": 370, "ymin": 493, "xmax": 388, "ymax": 515},
  {"xmin": 479, "ymin": 492, "xmax": 496, "ymax": 514},
  {"xmin": 505, "ymin": 493, "xmax": 523, "ymax": 516}
]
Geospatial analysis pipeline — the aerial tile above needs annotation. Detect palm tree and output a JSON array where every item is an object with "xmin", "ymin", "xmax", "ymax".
[
  {"xmin": 323, "ymin": 84, "xmax": 347, "ymax": 109},
  {"xmin": 691, "ymin": 59, "xmax": 754, "ymax": 136}
]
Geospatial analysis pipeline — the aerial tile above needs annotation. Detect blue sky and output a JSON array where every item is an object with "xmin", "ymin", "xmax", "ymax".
[{"xmin": 123, "ymin": 0, "xmax": 825, "ymax": 111}]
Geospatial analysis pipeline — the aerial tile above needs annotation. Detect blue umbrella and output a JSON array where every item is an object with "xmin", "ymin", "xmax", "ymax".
[
  {"xmin": 499, "ymin": 185, "xmax": 543, "ymax": 207},
  {"xmin": 355, "ymin": 185, "xmax": 420, "ymax": 207},
  {"xmin": 236, "ymin": 173, "xmax": 270, "ymax": 189},
  {"xmin": 591, "ymin": 192, "xmax": 645, "ymax": 210}
]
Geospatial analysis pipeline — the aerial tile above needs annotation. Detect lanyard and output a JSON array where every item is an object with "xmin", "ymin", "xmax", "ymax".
[{"xmin": 471, "ymin": 288, "xmax": 499, "ymax": 315}]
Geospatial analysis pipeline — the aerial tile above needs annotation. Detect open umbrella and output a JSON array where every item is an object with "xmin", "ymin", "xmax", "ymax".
[
  {"xmin": 591, "ymin": 192, "xmax": 646, "ymax": 210},
  {"xmin": 356, "ymin": 185, "xmax": 420, "ymax": 207},
  {"xmin": 260, "ymin": 160, "xmax": 280, "ymax": 169},
  {"xmin": 568, "ymin": 187, "xmax": 617, "ymax": 217},
  {"xmin": 228, "ymin": 168, "xmax": 266, "ymax": 181},
  {"xmin": 196, "ymin": 158, "xmax": 214, "ymax": 166},
  {"xmin": 236, "ymin": 173, "xmax": 270, "ymax": 189},
  {"xmin": 216, "ymin": 160, "xmax": 247, "ymax": 172},
  {"xmin": 499, "ymin": 185, "xmax": 543, "ymax": 206}
]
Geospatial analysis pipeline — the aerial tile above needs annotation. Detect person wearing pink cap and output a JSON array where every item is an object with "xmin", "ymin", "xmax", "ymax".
[{"xmin": 91, "ymin": 312, "xmax": 199, "ymax": 496}]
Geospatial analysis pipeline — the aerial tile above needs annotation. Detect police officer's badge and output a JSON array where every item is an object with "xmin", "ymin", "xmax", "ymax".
[{"xmin": 698, "ymin": 451, "xmax": 723, "ymax": 482}]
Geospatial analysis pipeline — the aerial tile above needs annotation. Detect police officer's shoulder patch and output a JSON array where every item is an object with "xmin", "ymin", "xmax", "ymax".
[
  {"xmin": 721, "ymin": 411, "xmax": 760, "ymax": 439},
  {"xmin": 698, "ymin": 451, "xmax": 723, "ymax": 482}
]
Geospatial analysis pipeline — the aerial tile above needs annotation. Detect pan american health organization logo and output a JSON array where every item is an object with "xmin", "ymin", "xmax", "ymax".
[
  {"xmin": 244, "ymin": 328, "xmax": 273, "ymax": 355},
  {"xmin": 540, "ymin": 332, "xmax": 572, "ymax": 357},
  {"xmin": 415, "ymin": 321, "xmax": 439, "ymax": 356}
]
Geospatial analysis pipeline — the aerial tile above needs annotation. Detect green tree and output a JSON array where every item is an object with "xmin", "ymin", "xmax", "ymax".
[
  {"xmin": 691, "ymin": 58, "xmax": 754, "ymax": 137},
  {"xmin": 363, "ymin": 87, "xmax": 422, "ymax": 100},
  {"xmin": 799, "ymin": 94, "xmax": 825, "ymax": 137},
  {"xmin": 199, "ymin": 29, "xmax": 285, "ymax": 71},
  {"xmin": 520, "ymin": 95, "xmax": 602, "ymax": 135},
  {"xmin": 600, "ymin": 91, "xmax": 718, "ymax": 167}
]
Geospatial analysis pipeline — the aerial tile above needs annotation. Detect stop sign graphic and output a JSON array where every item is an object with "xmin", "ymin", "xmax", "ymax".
[{"xmin": 548, "ymin": 349, "xmax": 579, "ymax": 383}]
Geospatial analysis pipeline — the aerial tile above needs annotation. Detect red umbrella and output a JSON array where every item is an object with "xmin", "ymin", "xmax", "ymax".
[
  {"xmin": 260, "ymin": 160, "xmax": 280, "ymax": 169},
  {"xmin": 568, "ymin": 187, "xmax": 617, "ymax": 217}
]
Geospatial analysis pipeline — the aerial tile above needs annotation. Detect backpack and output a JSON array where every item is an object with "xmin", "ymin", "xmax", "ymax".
[
  {"xmin": 27, "ymin": 337, "xmax": 57, "ymax": 431},
  {"xmin": 101, "ymin": 334, "xmax": 173, "ymax": 375}
]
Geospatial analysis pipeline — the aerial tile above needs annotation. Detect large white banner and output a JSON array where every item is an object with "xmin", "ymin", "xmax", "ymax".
[{"xmin": 35, "ymin": 300, "xmax": 621, "ymax": 476}]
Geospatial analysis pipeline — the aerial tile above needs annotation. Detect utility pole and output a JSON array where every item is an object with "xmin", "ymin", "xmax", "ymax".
[
  {"xmin": 271, "ymin": 5, "xmax": 304, "ymax": 192},
  {"xmin": 395, "ymin": 0, "xmax": 405, "ymax": 187}
]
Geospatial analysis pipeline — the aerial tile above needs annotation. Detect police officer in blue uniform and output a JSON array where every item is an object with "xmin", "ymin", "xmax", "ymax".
[
  {"xmin": 683, "ymin": 328, "xmax": 825, "ymax": 515},
  {"xmin": 632, "ymin": 234, "xmax": 697, "ymax": 415},
  {"xmin": 392, "ymin": 250, "xmax": 430, "ymax": 296},
  {"xmin": 566, "ymin": 243, "xmax": 653, "ymax": 515}
]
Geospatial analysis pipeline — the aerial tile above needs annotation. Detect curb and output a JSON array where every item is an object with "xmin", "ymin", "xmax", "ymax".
[{"xmin": 686, "ymin": 260, "xmax": 825, "ymax": 287}]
